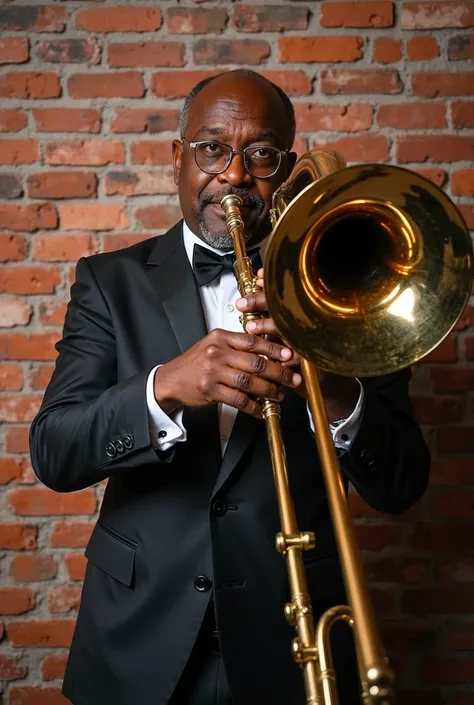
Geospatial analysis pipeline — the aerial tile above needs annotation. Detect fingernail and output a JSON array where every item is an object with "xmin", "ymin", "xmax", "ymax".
[
  {"xmin": 246, "ymin": 321, "xmax": 257, "ymax": 331},
  {"xmin": 236, "ymin": 298, "xmax": 247, "ymax": 309},
  {"xmin": 292, "ymin": 373, "xmax": 302, "ymax": 386},
  {"xmin": 281, "ymin": 348, "xmax": 292, "ymax": 360}
]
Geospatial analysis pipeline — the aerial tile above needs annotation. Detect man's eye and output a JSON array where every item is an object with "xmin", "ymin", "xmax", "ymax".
[
  {"xmin": 252, "ymin": 148, "xmax": 273, "ymax": 160},
  {"xmin": 203, "ymin": 143, "xmax": 222, "ymax": 154}
]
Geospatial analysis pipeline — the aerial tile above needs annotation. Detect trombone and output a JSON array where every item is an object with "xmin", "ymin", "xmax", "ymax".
[{"xmin": 221, "ymin": 149, "xmax": 473, "ymax": 705}]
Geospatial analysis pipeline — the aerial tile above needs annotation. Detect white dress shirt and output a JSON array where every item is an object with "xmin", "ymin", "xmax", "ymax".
[{"xmin": 146, "ymin": 221, "xmax": 364, "ymax": 455}]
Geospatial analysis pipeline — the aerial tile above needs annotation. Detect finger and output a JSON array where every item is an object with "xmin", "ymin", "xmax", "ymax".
[
  {"xmin": 224, "ymin": 350, "xmax": 301, "ymax": 389},
  {"xmin": 245, "ymin": 317, "xmax": 279, "ymax": 337},
  {"xmin": 235, "ymin": 291, "xmax": 267, "ymax": 313},
  {"xmin": 224, "ymin": 331, "xmax": 293, "ymax": 362},
  {"xmin": 214, "ymin": 383, "xmax": 263, "ymax": 419},
  {"xmin": 219, "ymin": 366, "xmax": 285, "ymax": 403}
]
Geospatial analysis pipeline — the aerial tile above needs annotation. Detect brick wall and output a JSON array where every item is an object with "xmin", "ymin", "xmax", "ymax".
[{"xmin": 0, "ymin": 1, "xmax": 473, "ymax": 703}]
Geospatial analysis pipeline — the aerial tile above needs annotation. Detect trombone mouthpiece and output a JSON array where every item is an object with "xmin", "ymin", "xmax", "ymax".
[{"xmin": 221, "ymin": 194, "xmax": 244, "ymax": 210}]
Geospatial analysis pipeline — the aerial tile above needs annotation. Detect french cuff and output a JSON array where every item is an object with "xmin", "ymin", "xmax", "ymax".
[
  {"xmin": 146, "ymin": 366, "xmax": 187, "ymax": 452},
  {"xmin": 307, "ymin": 379, "xmax": 364, "ymax": 449}
]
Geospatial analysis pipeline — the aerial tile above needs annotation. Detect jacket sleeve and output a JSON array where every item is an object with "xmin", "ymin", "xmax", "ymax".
[
  {"xmin": 30, "ymin": 257, "xmax": 172, "ymax": 494},
  {"xmin": 337, "ymin": 368, "xmax": 431, "ymax": 514}
]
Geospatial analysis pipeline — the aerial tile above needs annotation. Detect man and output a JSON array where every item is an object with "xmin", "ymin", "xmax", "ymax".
[{"xmin": 30, "ymin": 69, "xmax": 430, "ymax": 705}]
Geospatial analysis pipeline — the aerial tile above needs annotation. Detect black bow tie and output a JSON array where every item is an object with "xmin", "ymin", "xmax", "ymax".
[{"xmin": 192, "ymin": 244, "xmax": 262, "ymax": 287}]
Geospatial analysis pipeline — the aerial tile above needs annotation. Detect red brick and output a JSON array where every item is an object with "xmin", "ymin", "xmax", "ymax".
[
  {"xmin": 60, "ymin": 204, "xmax": 129, "ymax": 231},
  {"xmin": 9, "ymin": 687, "xmax": 72, "ymax": 705},
  {"xmin": 0, "ymin": 363, "xmax": 23, "ymax": 391},
  {"xmin": 68, "ymin": 72, "xmax": 144, "ymax": 99},
  {"xmin": 0, "ymin": 38, "xmax": 29, "ymax": 64},
  {"xmin": 0, "ymin": 299, "xmax": 32, "ymax": 328},
  {"xmin": 312, "ymin": 134, "xmax": 390, "ymax": 162},
  {"xmin": 377, "ymin": 102, "xmax": 446, "ymax": 128},
  {"xmin": 413, "ymin": 396, "xmax": 463, "ymax": 424},
  {"xmin": 38, "ymin": 39, "xmax": 101, "ymax": 65},
  {"xmin": 452, "ymin": 169, "xmax": 474, "ymax": 197},
  {"xmin": 33, "ymin": 108, "xmax": 101, "ymax": 134},
  {"xmin": 231, "ymin": 5, "xmax": 307, "ymax": 31},
  {"xmin": 365, "ymin": 558, "xmax": 430, "ymax": 584},
  {"xmin": 0, "ymin": 655, "xmax": 28, "ymax": 680},
  {"xmin": 453, "ymin": 694, "xmax": 474, "ymax": 705},
  {"xmin": 421, "ymin": 335, "xmax": 458, "ymax": 362},
  {"xmin": 135, "ymin": 205, "xmax": 182, "ymax": 231},
  {"xmin": 33, "ymin": 235, "xmax": 97, "ymax": 262},
  {"xmin": 5, "ymin": 427, "xmax": 30, "ymax": 453},
  {"xmin": 168, "ymin": 7, "xmax": 228, "ymax": 33},
  {"xmin": 151, "ymin": 70, "xmax": 222, "ymax": 98},
  {"xmin": 354, "ymin": 524, "xmax": 401, "ymax": 550},
  {"xmin": 373, "ymin": 37, "xmax": 402, "ymax": 63},
  {"xmin": 321, "ymin": 1, "xmax": 394, "ymax": 27},
  {"xmin": 10, "ymin": 554, "xmax": 57, "ymax": 582},
  {"xmin": 76, "ymin": 6, "xmax": 162, "ymax": 32},
  {"xmin": 0, "ymin": 457, "xmax": 26, "ymax": 484},
  {"xmin": 449, "ymin": 33, "xmax": 474, "ymax": 59},
  {"xmin": 131, "ymin": 141, "xmax": 172, "ymax": 165},
  {"xmin": 295, "ymin": 103, "xmax": 373, "ymax": 132},
  {"xmin": 50, "ymin": 521, "xmax": 94, "ymax": 548},
  {"xmin": 459, "ymin": 204, "xmax": 474, "ymax": 229},
  {"xmin": 280, "ymin": 36, "xmax": 364, "ymax": 63},
  {"xmin": 380, "ymin": 620, "xmax": 436, "ymax": 651},
  {"xmin": 48, "ymin": 584, "xmax": 82, "ymax": 614},
  {"xmin": 260, "ymin": 70, "xmax": 312, "ymax": 96},
  {"xmin": 0, "ymin": 395, "xmax": 42, "ymax": 423},
  {"xmin": 444, "ymin": 623, "xmax": 474, "ymax": 649},
  {"xmin": 431, "ymin": 364, "xmax": 474, "ymax": 392},
  {"xmin": 414, "ymin": 166, "xmax": 448, "ymax": 188},
  {"xmin": 28, "ymin": 172, "xmax": 97, "ymax": 200},
  {"xmin": 0, "ymin": 139, "xmax": 38, "ymax": 165},
  {"xmin": 0, "ymin": 109, "xmax": 27, "ymax": 132},
  {"xmin": 397, "ymin": 135, "xmax": 474, "ymax": 163},
  {"xmin": 45, "ymin": 140, "xmax": 124, "ymax": 166},
  {"xmin": 39, "ymin": 301, "xmax": 67, "ymax": 327},
  {"xmin": 108, "ymin": 42, "xmax": 185, "ymax": 68},
  {"xmin": 42, "ymin": 653, "xmax": 68, "ymax": 681},
  {"xmin": 406, "ymin": 35, "xmax": 440, "ymax": 60},
  {"xmin": 0, "ymin": 266, "xmax": 61, "ymax": 295},
  {"xmin": 29, "ymin": 364, "xmax": 54, "ymax": 391},
  {"xmin": 105, "ymin": 169, "xmax": 177, "ymax": 196},
  {"xmin": 102, "ymin": 233, "xmax": 151, "ymax": 252},
  {"xmin": 7, "ymin": 620, "xmax": 75, "ymax": 648},
  {"xmin": 409, "ymin": 523, "xmax": 474, "ymax": 550},
  {"xmin": 401, "ymin": 2, "xmax": 474, "ymax": 29},
  {"xmin": 8, "ymin": 488, "xmax": 96, "ymax": 517},
  {"xmin": 438, "ymin": 555, "xmax": 474, "ymax": 583},
  {"xmin": 402, "ymin": 587, "xmax": 474, "ymax": 614},
  {"xmin": 412, "ymin": 72, "xmax": 474, "ymax": 97},
  {"xmin": 0, "ymin": 203, "xmax": 57, "ymax": 231},
  {"xmin": 0, "ymin": 6, "xmax": 66, "ymax": 32},
  {"xmin": 369, "ymin": 587, "xmax": 393, "ymax": 614},
  {"xmin": 65, "ymin": 554, "xmax": 87, "ymax": 581},
  {"xmin": 436, "ymin": 427, "xmax": 474, "ymax": 455},
  {"xmin": 421, "ymin": 657, "xmax": 474, "ymax": 684},
  {"xmin": 0, "ymin": 234, "xmax": 27, "ymax": 262},
  {"xmin": 111, "ymin": 109, "xmax": 179, "ymax": 134},
  {"xmin": 2, "ymin": 333, "xmax": 58, "ymax": 362},
  {"xmin": 0, "ymin": 587, "xmax": 35, "ymax": 614},
  {"xmin": 0, "ymin": 72, "xmax": 60, "ymax": 99},
  {"xmin": 452, "ymin": 101, "xmax": 474, "ymax": 128},
  {"xmin": 433, "ymin": 490, "xmax": 474, "ymax": 517},
  {"xmin": 321, "ymin": 68, "xmax": 402, "ymax": 94},
  {"xmin": 194, "ymin": 39, "xmax": 270, "ymax": 65},
  {"xmin": 0, "ymin": 523, "xmax": 36, "ymax": 550}
]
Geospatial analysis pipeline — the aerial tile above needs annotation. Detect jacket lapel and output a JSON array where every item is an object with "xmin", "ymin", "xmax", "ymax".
[
  {"xmin": 146, "ymin": 222, "xmax": 221, "ymax": 464},
  {"xmin": 212, "ymin": 411, "xmax": 262, "ymax": 496}
]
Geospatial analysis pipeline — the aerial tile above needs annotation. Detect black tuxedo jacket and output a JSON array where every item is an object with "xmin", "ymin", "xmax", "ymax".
[{"xmin": 30, "ymin": 222, "xmax": 430, "ymax": 705}]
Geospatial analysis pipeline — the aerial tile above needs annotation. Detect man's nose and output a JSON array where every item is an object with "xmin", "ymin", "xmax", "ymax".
[{"xmin": 217, "ymin": 152, "xmax": 253, "ymax": 187}]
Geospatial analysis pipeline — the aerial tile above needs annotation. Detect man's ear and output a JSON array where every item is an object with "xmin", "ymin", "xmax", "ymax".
[
  {"xmin": 172, "ymin": 139, "xmax": 182, "ymax": 185},
  {"xmin": 288, "ymin": 151, "xmax": 297, "ymax": 176}
]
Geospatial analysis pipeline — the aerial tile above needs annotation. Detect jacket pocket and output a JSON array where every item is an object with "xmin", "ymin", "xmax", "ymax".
[{"xmin": 85, "ymin": 519, "xmax": 136, "ymax": 587}]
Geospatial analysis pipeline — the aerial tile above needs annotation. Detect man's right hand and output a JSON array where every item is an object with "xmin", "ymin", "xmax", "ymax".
[{"xmin": 153, "ymin": 328, "xmax": 302, "ymax": 418}]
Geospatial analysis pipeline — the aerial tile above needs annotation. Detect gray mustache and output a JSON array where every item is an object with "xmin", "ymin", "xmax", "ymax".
[{"xmin": 199, "ymin": 188, "xmax": 265, "ymax": 213}]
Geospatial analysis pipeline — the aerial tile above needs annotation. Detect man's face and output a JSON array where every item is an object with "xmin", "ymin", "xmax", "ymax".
[{"xmin": 172, "ymin": 75, "xmax": 296, "ymax": 250}]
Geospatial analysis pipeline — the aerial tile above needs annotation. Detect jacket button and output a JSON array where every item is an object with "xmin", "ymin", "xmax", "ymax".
[
  {"xmin": 194, "ymin": 575, "xmax": 212, "ymax": 592},
  {"xmin": 115, "ymin": 439, "xmax": 124, "ymax": 454},
  {"xmin": 212, "ymin": 500, "xmax": 227, "ymax": 517},
  {"xmin": 123, "ymin": 435, "xmax": 133, "ymax": 450},
  {"xmin": 105, "ymin": 443, "xmax": 116, "ymax": 458}
]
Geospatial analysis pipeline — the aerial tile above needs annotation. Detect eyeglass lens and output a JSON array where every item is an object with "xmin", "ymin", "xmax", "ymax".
[{"xmin": 194, "ymin": 142, "xmax": 281, "ymax": 177}]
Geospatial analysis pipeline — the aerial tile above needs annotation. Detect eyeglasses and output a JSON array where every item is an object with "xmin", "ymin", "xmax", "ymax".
[{"xmin": 183, "ymin": 138, "xmax": 287, "ymax": 179}]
